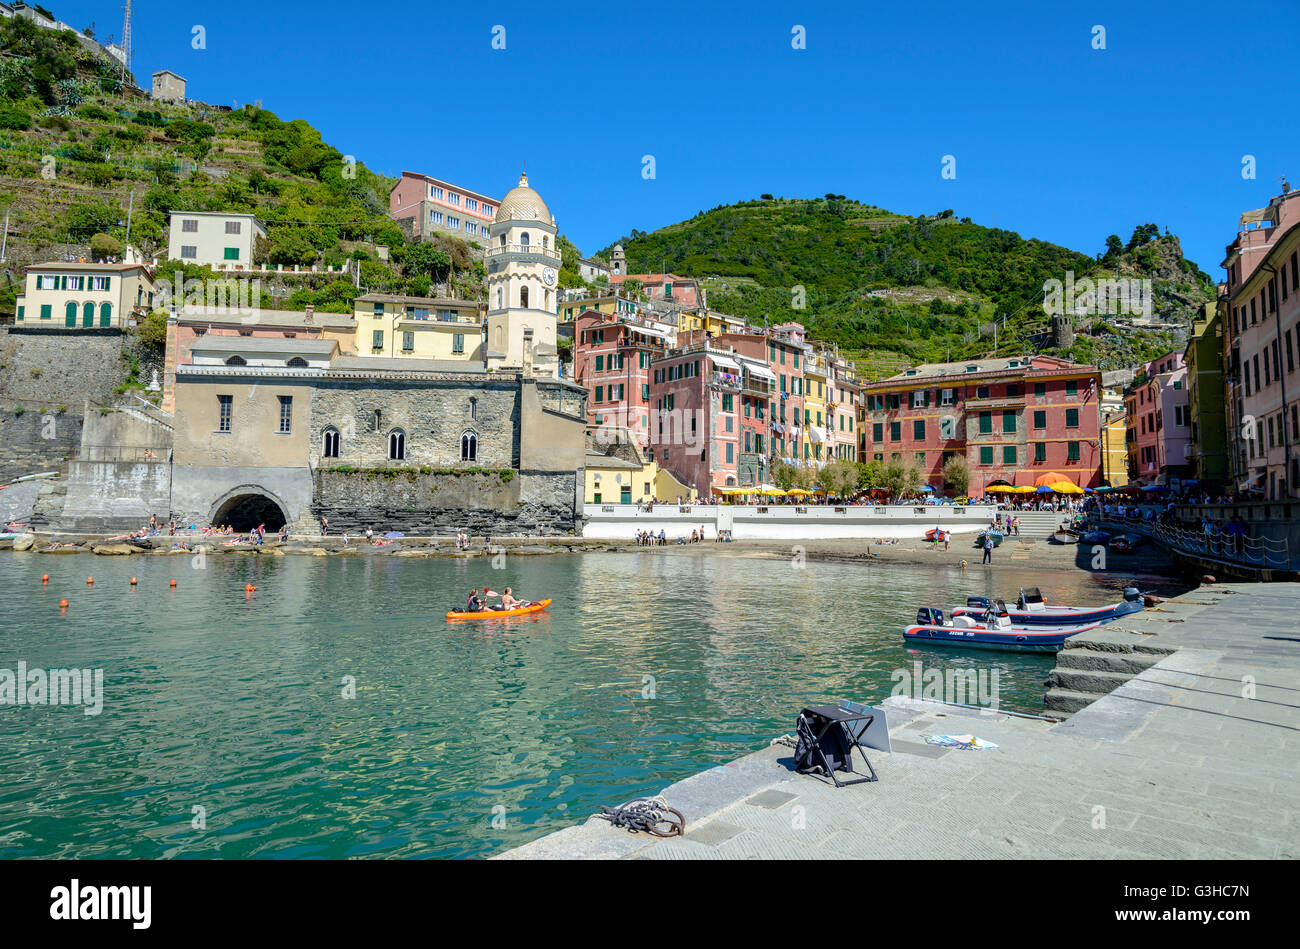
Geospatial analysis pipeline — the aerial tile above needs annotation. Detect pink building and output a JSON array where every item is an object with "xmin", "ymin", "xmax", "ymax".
[
  {"xmin": 1125, "ymin": 350, "xmax": 1189, "ymax": 485},
  {"xmin": 609, "ymin": 272, "xmax": 702, "ymax": 308},
  {"xmin": 1221, "ymin": 188, "xmax": 1300, "ymax": 498},
  {"xmin": 649, "ymin": 343, "xmax": 776, "ymax": 495},
  {"xmin": 573, "ymin": 310, "xmax": 668, "ymax": 447},
  {"xmin": 389, "ymin": 171, "xmax": 498, "ymax": 243}
]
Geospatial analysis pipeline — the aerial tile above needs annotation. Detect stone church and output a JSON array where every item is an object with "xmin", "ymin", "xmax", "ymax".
[{"xmin": 162, "ymin": 174, "xmax": 589, "ymax": 535}]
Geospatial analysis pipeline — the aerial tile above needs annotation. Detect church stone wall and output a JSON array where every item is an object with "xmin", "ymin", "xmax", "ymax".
[
  {"xmin": 308, "ymin": 377, "xmax": 519, "ymax": 468},
  {"xmin": 311, "ymin": 467, "xmax": 580, "ymax": 535}
]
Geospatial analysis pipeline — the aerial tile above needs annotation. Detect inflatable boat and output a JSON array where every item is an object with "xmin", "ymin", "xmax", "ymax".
[
  {"xmin": 903, "ymin": 604, "xmax": 1099, "ymax": 653},
  {"xmin": 951, "ymin": 586, "xmax": 1143, "ymax": 627}
]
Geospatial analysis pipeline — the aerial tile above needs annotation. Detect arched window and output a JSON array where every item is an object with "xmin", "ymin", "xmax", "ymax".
[
  {"xmin": 520, "ymin": 232, "xmax": 530, "ymax": 247},
  {"xmin": 99, "ymin": 302, "xmax": 111, "ymax": 327},
  {"xmin": 493, "ymin": 325, "xmax": 505, "ymax": 348},
  {"xmin": 322, "ymin": 427, "xmax": 340, "ymax": 458},
  {"xmin": 520, "ymin": 285, "xmax": 529, "ymax": 309},
  {"xmin": 388, "ymin": 429, "xmax": 406, "ymax": 461},
  {"xmin": 82, "ymin": 302, "xmax": 94, "ymax": 327},
  {"xmin": 542, "ymin": 235, "xmax": 549, "ymax": 250},
  {"xmin": 461, "ymin": 430, "xmax": 477, "ymax": 462},
  {"xmin": 495, "ymin": 286, "xmax": 503, "ymax": 309},
  {"xmin": 287, "ymin": 357, "xmax": 308, "ymax": 367},
  {"xmin": 225, "ymin": 355, "xmax": 247, "ymax": 366},
  {"xmin": 498, "ymin": 234, "xmax": 506, "ymax": 247}
]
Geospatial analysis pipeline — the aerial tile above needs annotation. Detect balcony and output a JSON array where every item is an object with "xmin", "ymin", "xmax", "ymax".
[{"xmin": 483, "ymin": 243, "xmax": 561, "ymax": 263}]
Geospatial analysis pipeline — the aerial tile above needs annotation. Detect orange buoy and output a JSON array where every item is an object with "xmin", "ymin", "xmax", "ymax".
[
  {"xmin": 41, "ymin": 574, "xmax": 49, "ymax": 583},
  {"xmin": 86, "ymin": 577, "xmax": 94, "ymax": 585},
  {"xmin": 169, "ymin": 579, "xmax": 177, "ymax": 587},
  {"xmin": 59, "ymin": 599, "xmax": 69, "ymax": 608},
  {"xmin": 130, "ymin": 577, "xmax": 138, "ymax": 585},
  {"xmin": 244, "ymin": 584, "xmax": 256, "ymax": 593}
]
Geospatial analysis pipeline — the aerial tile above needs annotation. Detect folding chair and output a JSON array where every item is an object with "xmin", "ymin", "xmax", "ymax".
[{"xmin": 792, "ymin": 704, "xmax": 879, "ymax": 787}]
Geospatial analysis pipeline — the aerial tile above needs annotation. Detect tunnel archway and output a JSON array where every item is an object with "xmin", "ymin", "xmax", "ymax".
[{"xmin": 209, "ymin": 491, "xmax": 288, "ymax": 532}]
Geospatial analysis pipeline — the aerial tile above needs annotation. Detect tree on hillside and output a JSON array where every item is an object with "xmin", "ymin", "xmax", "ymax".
[
  {"xmin": 1101, "ymin": 234, "xmax": 1123, "ymax": 264},
  {"xmin": 1126, "ymin": 223, "xmax": 1159, "ymax": 251},
  {"xmin": 400, "ymin": 242, "xmax": 451, "ymax": 282}
]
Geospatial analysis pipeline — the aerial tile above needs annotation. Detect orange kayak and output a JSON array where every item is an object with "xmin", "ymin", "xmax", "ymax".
[{"xmin": 445, "ymin": 598, "xmax": 551, "ymax": 621}]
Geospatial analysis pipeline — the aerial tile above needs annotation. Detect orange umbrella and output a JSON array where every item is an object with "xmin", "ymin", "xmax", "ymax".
[{"xmin": 1033, "ymin": 472, "xmax": 1075, "ymax": 488}]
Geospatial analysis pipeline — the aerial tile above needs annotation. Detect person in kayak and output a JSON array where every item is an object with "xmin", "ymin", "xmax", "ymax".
[
  {"xmin": 466, "ymin": 589, "xmax": 485, "ymax": 612},
  {"xmin": 496, "ymin": 587, "xmax": 531, "ymax": 610}
]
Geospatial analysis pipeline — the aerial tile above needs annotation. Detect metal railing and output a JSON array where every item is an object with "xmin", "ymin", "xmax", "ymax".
[
  {"xmin": 483, "ymin": 243, "xmax": 561, "ymax": 262},
  {"xmin": 1105, "ymin": 517, "xmax": 1294, "ymax": 570}
]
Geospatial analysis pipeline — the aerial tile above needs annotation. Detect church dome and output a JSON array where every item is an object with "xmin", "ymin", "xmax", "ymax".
[{"xmin": 494, "ymin": 173, "xmax": 551, "ymax": 224}]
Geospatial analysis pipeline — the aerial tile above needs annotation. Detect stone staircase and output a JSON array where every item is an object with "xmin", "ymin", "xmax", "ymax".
[
  {"xmin": 1043, "ymin": 628, "xmax": 1176, "ymax": 714},
  {"xmin": 1002, "ymin": 510, "xmax": 1067, "ymax": 539}
]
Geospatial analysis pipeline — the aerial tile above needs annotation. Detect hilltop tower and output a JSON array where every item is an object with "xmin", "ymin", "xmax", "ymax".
[
  {"xmin": 485, "ymin": 173, "xmax": 561, "ymax": 378},
  {"xmin": 610, "ymin": 243, "xmax": 626, "ymax": 276},
  {"xmin": 1052, "ymin": 314, "xmax": 1075, "ymax": 349}
]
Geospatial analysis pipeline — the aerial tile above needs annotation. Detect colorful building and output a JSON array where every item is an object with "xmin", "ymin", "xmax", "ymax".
[
  {"xmin": 167, "ymin": 211, "xmax": 266, "ymax": 270},
  {"xmin": 1221, "ymin": 188, "xmax": 1300, "ymax": 498},
  {"xmin": 1124, "ymin": 351, "xmax": 1190, "ymax": 485},
  {"xmin": 859, "ymin": 355, "xmax": 1104, "ymax": 493},
  {"xmin": 15, "ymin": 261, "xmax": 156, "ymax": 331},
  {"xmin": 389, "ymin": 171, "xmax": 498, "ymax": 243},
  {"xmin": 648, "ymin": 342, "xmax": 776, "ymax": 494},
  {"xmin": 574, "ymin": 309, "xmax": 671, "ymax": 448},
  {"xmin": 352, "ymin": 293, "xmax": 485, "ymax": 363},
  {"xmin": 1184, "ymin": 299, "xmax": 1229, "ymax": 485},
  {"xmin": 1100, "ymin": 410, "xmax": 1129, "ymax": 487}
]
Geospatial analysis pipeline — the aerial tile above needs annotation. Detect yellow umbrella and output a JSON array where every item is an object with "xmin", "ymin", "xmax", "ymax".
[
  {"xmin": 985, "ymin": 485, "xmax": 1011, "ymax": 493},
  {"xmin": 1050, "ymin": 482, "xmax": 1084, "ymax": 495},
  {"xmin": 786, "ymin": 489, "xmax": 813, "ymax": 496},
  {"xmin": 765, "ymin": 488, "xmax": 788, "ymax": 496},
  {"xmin": 715, "ymin": 486, "xmax": 743, "ymax": 495},
  {"xmin": 1012, "ymin": 485, "xmax": 1037, "ymax": 494}
]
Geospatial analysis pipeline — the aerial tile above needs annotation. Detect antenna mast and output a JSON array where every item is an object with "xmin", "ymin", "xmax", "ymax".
[{"xmin": 120, "ymin": 0, "xmax": 132, "ymax": 85}]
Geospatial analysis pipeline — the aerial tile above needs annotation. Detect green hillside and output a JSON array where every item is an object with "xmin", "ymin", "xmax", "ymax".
[
  {"xmin": 0, "ymin": 14, "xmax": 485, "ymax": 316},
  {"xmin": 602, "ymin": 197, "xmax": 1217, "ymax": 376}
]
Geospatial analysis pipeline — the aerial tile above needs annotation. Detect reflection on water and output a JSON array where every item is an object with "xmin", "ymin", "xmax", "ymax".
[{"xmin": 0, "ymin": 551, "xmax": 1184, "ymax": 858}]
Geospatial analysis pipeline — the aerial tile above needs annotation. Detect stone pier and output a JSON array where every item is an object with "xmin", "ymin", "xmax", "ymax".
[{"xmin": 500, "ymin": 583, "xmax": 1300, "ymax": 860}]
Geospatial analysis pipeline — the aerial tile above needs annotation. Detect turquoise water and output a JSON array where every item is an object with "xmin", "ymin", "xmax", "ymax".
[{"xmin": 0, "ymin": 551, "xmax": 1182, "ymax": 859}]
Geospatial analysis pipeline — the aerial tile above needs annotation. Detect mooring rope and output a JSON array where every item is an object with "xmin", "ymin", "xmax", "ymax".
[{"xmin": 592, "ymin": 796, "xmax": 685, "ymax": 837}]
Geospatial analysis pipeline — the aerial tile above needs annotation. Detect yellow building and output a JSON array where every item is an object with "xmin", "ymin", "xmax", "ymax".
[
  {"xmin": 585, "ymin": 440, "xmax": 694, "ymax": 503},
  {"xmin": 678, "ymin": 308, "xmax": 744, "ymax": 336},
  {"xmin": 803, "ymin": 353, "xmax": 830, "ymax": 463},
  {"xmin": 15, "ymin": 261, "xmax": 156, "ymax": 329},
  {"xmin": 558, "ymin": 293, "xmax": 636, "ymax": 324},
  {"xmin": 1101, "ymin": 410, "xmax": 1129, "ymax": 487},
  {"xmin": 353, "ymin": 293, "xmax": 485, "ymax": 362}
]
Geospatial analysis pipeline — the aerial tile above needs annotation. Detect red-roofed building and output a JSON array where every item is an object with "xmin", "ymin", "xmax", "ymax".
[{"xmin": 858, "ymin": 355, "xmax": 1104, "ymax": 494}]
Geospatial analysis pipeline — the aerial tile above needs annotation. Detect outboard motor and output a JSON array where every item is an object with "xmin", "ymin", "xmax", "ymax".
[
  {"xmin": 916, "ymin": 607, "xmax": 934, "ymax": 626},
  {"xmin": 1122, "ymin": 586, "xmax": 1141, "ymax": 602},
  {"xmin": 966, "ymin": 596, "xmax": 992, "ymax": 611}
]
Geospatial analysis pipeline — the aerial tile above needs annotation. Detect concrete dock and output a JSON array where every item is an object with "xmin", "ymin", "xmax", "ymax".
[{"xmin": 499, "ymin": 583, "xmax": 1300, "ymax": 859}]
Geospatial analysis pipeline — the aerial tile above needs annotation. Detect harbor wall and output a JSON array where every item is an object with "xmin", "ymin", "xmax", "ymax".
[{"xmin": 582, "ymin": 503, "xmax": 998, "ymax": 540}]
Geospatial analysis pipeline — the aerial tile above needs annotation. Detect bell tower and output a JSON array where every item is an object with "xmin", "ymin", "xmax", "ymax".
[{"xmin": 485, "ymin": 172, "xmax": 560, "ymax": 378}]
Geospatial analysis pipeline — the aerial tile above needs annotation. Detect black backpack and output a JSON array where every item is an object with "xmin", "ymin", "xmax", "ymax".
[{"xmin": 793, "ymin": 710, "xmax": 853, "ymax": 776}]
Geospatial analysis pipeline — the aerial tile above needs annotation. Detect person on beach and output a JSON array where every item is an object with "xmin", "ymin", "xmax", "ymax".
[
  {"xmin": 320, "ymin": 516, "xmax": 329, "ymax": 536},
  {"xmin": 365, "ymin": 526, "xmax": 373, "ymax": 543},
  {"xmin": 982, "ymin": 533, "xmax": 994, "ymax": 564}
]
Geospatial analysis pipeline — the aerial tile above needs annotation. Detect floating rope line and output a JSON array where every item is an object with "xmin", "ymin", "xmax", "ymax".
[{"xmin": 593, "ymin": 796, "xmax": 685, "ymax": 837}]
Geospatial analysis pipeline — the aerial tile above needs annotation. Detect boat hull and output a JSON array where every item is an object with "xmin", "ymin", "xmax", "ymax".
[
  {"xmin": 446, "ymin": 598, "xmax": 552, "ymax": 621},
  {"xmin": 903, "ymin": 622, "xmax": 1097, "ymax": 653},
  {"xmin": 951, "ymin": 599, "xmax": 1141, "ymax": 627}
]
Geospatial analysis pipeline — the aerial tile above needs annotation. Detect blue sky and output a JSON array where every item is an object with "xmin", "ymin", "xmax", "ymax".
[{"xmin": 56, "ymin": 0, "xmax": 1299, "ymax": 273}]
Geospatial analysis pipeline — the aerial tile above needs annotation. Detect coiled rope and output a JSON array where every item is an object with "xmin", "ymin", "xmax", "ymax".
[{"xmin": 593, "ymin": 796, "xmax": 685, "ymax": 837}]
